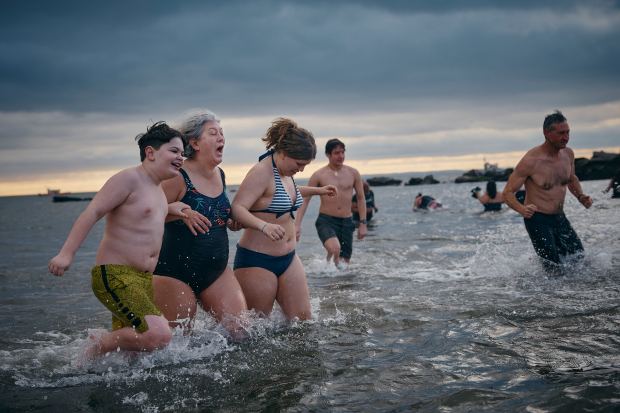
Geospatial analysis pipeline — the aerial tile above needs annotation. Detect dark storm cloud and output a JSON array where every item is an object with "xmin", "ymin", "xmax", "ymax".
[
  {"xmin": 1, "ymin": 1, "xmax": 619, "ymax": 189},
  {"xmin": 1, "ymin": 0, "xmax": 619, "ymax": 115}
]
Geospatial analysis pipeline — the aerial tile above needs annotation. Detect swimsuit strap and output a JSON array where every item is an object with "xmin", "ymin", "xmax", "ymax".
[
  {"xmin": 218, "ymin": 167, "xmax": 226, "ymax": 191},
  {"xmin": 250, "ymin": 151, "xmax": 303, "ymax": 218},
  {"xmin": 181, "ymin": 167, "xmax": 227, "ymax": 195},
  {"xmin": 179, "ymin": 168, "xmax": 195, "ymax": 191},
  {"xmin": 258, "ymin": 149, "xmax": 275, "ymax": 162}
]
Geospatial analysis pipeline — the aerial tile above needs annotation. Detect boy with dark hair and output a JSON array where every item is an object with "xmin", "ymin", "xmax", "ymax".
[{"xmin": 49, "ymin": 122, "xmax": 188, "ymax": 358}]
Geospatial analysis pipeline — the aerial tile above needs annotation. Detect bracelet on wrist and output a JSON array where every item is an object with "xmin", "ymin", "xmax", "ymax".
[
  {"xmin": 359, "ymin": 219, "xmax": 367, "ymax": 225},
  {"xmin": 259, "ymin": 222, "xmax": 267, "ymax": 233}
]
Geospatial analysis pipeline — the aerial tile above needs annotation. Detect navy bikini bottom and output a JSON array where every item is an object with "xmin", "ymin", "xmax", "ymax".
[{"xmin": 233, "ymin": 244, "xmax": 296, "ymax": 277}]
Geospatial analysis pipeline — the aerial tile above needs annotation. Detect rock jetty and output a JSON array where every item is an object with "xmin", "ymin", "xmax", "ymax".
[
  {"xmin": 454, "ymin": 162, "xmax": 512, "ymax": 183},
  {"xmin": 366, "ymin": 177, "xmax": 402, "ymax": 186},
  {"xmin": 405, "ymin": 175, "xmax": 439, "ymax": 186},
  {"xmin": 575, "ymin": 151, "xmax": 620, "ymax": 181}
]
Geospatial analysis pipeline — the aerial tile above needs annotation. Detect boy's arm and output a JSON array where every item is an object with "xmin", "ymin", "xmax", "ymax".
[{"xmin": 48, "ymin": 171, "xmax": 132, "ymax": 276}]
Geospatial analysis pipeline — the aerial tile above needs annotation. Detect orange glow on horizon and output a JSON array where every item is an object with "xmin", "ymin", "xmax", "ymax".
[{"xmin": 1, "ymin": 147, "xmax": 618, "ymax": 197}]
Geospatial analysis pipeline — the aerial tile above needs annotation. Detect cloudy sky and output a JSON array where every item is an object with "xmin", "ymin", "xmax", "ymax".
[{"xmin": 1, "ymin": 0, "xmax": 619, "ymax": 195}]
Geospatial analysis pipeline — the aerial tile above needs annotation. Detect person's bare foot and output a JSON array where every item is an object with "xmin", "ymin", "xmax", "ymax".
[{"xmin": 76, "ymin": 329, "xmax": 105, "ymax": 367}]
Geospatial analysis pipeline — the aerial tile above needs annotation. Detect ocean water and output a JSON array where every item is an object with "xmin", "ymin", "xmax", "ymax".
[{"xmin": 0, "ymin": 180, "xmax": 618, "ymax": 412}]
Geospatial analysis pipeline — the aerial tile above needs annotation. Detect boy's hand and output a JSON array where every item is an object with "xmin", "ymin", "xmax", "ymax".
[{"xmin": 49, "ymin": 253, "xmax": 73, "ymax": 276}]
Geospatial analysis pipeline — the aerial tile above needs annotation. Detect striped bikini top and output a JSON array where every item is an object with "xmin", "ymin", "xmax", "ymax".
[{"xmin": 251, "ymin": 150, "xmax": 303, "ymax": 218}]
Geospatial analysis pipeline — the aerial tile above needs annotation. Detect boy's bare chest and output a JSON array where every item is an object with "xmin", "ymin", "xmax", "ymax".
[{"xmin": 123, "ymin": 190, "xmax": 167, "ymax": 222}]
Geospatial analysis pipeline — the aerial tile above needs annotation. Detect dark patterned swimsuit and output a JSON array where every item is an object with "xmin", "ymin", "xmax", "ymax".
[{"xmin": 155, "ymin": 168, "xmax": 231, "ymax": 295}]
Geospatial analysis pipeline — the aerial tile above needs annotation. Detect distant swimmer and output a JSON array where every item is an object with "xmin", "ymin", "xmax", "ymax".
[
  {"xmin": 603, "ymin": 169, "xmax": 620, "ymax": 198},
  {"xmin": 472, "ymin": 181, "xmax": 504, "ymax": 212},
  {"xmin": 296, "ymin": 138, "xmax": 368, "ymax": 268},
  {"xmin": 352, "ymin": 180, "xmax": 378, "ymax": 225},
  {"xmin": 413, "ymin": 193, "xmax": 442, "ymax": 210},
  {"xmin": 503, "ymin": 110, "xmax": 592, "ymax": 272},
  {"xmin": 48, "ymin": 122, "xmax": 187, "ymax": 359}
]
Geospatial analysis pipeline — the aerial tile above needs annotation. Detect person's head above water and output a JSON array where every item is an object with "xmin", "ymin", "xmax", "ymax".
[
  {"xmin": 543, "ymin": 110, "xmax": 569, "ymax": 150},
  {"xmin": 135, "ymin": 121, "xmax": 185, "ymax": 162},
  {"xmin": 262, "ymin": 117, "xmax": 316, "ymax": 161},
  {"xmin": 543, "ymin": 110, "xmax": 567, "ymax": 132},
  {"xmin": 325, "ymin": 138, "xmax": 345, "ymax": 155},
  {"xmin": 325, "ymin": 138, "xmax": 346, "ymax": 168},
  {"xmin": 178, "ymin": 110, "xmax": 220, "ymax": 160}
]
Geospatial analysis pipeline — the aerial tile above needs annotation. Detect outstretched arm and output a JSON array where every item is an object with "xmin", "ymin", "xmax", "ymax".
[
  {"xmin": 299, "ymin": 184, "xmax": 337, "ymax": 198},
  {"xmin": 48, "ymin": 170, "xmax": 132, "ymax": 276}
]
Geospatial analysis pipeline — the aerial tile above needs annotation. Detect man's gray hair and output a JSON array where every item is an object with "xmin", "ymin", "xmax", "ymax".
[{"xmin": 179, "ymin": 110, "xmax": 220, "ymax": 159}]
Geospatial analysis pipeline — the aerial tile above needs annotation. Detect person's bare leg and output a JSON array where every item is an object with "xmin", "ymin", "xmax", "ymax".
[
  {"xmin": 324, "ymin": 237, "xmax": 341, "ymax": 267},
  {"xmin": 234, "ymin": 267, "xmax": 278, "ymax": 317},
  {"xmin": 85, "ymin": 315, "xmax": 172, "ymax": 358},
  {"xmin": 153, "ymin": 275, "xmax": 197, "ymax": 330},
  {"xmin": 199, "ymin": 267, "xmax": 248, "ymax": 340},
  {"xmin": 276, "ymin": 256, "xmax": 312, "ymax": 320}
]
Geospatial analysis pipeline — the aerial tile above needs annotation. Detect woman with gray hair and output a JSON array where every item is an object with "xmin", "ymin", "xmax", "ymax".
[
  {"xmin": 153, "ymin": 110, "xmax": 248, "ymax": 339},
  {"xmin": 232, "ymin": 118, "xmax": 336, "ymax": 320}
]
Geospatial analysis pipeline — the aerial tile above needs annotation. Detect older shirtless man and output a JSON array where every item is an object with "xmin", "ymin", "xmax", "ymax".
[
  {"xmin": 296, "ymin": 138, "xmax": 367, "ymax": 267},
  {"xmin": 503, "ymin": 111, "xmax": 593, "ymax": 271}
]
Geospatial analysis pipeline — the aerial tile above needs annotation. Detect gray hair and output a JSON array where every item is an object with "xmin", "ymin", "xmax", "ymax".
[{"xmin": 178, "ymin": 110, "xmax": 220, "ymax": 159}]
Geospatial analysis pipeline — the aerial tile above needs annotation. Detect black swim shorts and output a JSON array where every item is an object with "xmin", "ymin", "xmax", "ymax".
[
  {"xmin": 315, "ymin": 213, "xmax": 355, "ymax": 259},
  {"xmin": 523, "ymin": 212, "xmax": 584, "ymax": 269}
]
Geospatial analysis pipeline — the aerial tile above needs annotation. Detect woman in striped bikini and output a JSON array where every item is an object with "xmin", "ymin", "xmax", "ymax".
[{"xmin": 232, "ymin": 118, "xmax": 335, "ymax": 320}]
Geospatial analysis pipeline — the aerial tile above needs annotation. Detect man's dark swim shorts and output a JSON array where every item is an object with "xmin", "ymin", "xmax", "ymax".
[
  {"xmin": 315, "ymin": 213, "xmax": 355, "ymax": 259},
  {"xmin": 523, "ymin": 211, "xmax": 584, "ymax": 267}
]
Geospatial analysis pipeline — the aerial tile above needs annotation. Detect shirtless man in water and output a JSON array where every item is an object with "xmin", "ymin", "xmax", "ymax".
[
  {"xmin": 296, "ymin": 138, "xmax": 367, "ymax": 267},
  {"xmin": 503, "ymin": 111, "xmax": 593, "ymax": 271}
]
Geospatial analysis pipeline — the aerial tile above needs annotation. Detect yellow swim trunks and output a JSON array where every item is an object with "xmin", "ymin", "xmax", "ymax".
[{"xmin": 91, "ymin": 264, "xmax": 161, "ymax": 333}]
